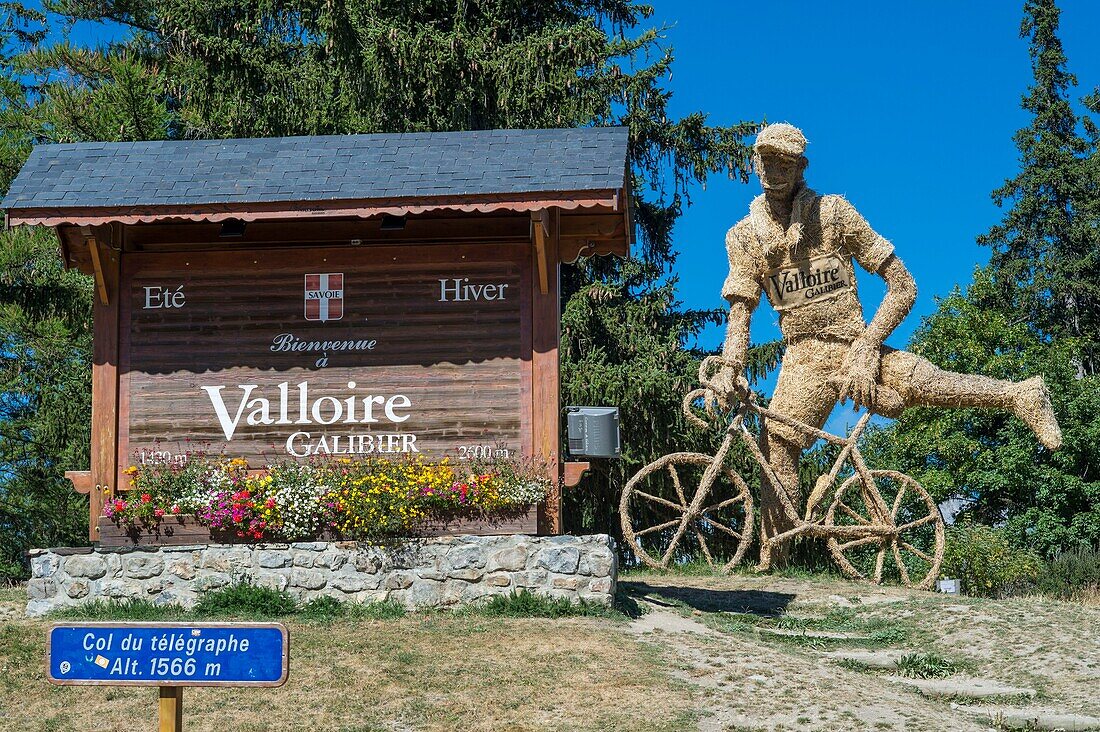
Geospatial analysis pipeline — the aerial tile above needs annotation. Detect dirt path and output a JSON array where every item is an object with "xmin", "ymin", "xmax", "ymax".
[{"xmin": 621, "ymin": 571, "xmax": 1100, "ymax": 732}]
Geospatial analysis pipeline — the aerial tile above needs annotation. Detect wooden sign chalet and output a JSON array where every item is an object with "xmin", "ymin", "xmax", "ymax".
[{"xmin": 1, "ymin": 127, "xmax": 631, "ymax": 542}]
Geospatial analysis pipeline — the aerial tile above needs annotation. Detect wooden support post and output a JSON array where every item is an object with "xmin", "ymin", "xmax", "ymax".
[
  {"xmin": 159, "ymin": 687, "xmax": 183, "ymax": 732},
  {"xmin": 531, "ymin": 210, "xmax": 550, "ymax": 295},
  {"xmin": 532, "ymin": 209, "xmax": 561, "ymax": 534},
  {"xmin": 87, "ymin": 237, "xmax": 110, "ymax": 305},
  {"xmin": 89, "ymin": 230, "xmax": 120, "ymax": 541}
]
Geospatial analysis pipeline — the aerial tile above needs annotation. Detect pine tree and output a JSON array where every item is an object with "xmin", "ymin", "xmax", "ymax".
[
  {"xmin": 0, "ymin": 224, "xmax": 95, "ymax": 578},
  {"xmin": 866, "ymin": 0, "xmax": 1100, "ymax": 555},
  {"xmin": 2, "ymin": 1, "xmax": 771, "ymax": 561},
  {"xmin": 980, "ymin": 0, "xmax": 1100, "ymax": 375},
  {"xmin": 0, "ymin": 4, "xmax": 179, "ymax": 573}
]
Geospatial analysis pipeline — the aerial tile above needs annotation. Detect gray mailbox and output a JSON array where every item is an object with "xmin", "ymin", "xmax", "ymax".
[{"xmin": 566, "ymin": 406, "xmax": 621, "ymax": 458}]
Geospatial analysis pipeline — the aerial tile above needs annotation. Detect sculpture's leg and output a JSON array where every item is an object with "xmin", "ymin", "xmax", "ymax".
[
  {"xmin": 758, "ymin": 433, "xmax": 803, "ymax": 569},
  {"xmin": 881, "ymin": 349, "xmax": 1062, "ymax": 449},
  {"xmin": 759, "ymin": 341, "xmax": 843, "ymax": 569}
]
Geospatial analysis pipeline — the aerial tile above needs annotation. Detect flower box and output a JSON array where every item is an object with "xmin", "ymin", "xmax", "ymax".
[{"xmin": 97, "ymin": 505, "xmax": 539, "ymax": 547}]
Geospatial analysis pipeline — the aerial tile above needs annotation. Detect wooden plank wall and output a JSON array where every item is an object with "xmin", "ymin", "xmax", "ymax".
[{"xmin": 117, "ymin": 243, "xmax": 531, "ymax": 479}]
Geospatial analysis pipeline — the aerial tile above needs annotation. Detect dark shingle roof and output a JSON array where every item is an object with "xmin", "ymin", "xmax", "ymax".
[{"xmin": 1, "ymin": 127, "xmax": 628, "ymax": 212}]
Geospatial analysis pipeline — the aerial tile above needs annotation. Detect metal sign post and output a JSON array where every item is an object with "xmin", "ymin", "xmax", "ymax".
[{"xmin": 46, "ymin": 622, "xmax": 289, "ymax": 731}]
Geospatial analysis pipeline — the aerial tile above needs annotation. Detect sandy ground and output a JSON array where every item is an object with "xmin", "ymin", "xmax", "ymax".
[{"xmin": 621, "ymin": 570, "xmax": 1100, "ymax": 731}]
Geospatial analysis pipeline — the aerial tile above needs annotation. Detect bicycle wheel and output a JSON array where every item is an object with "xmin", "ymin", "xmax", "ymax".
[
  {"xmin": 823, "ymin": 470, "xmax": 945, "ymax": 590},
  {"xmin": 620, "ymin": 452, "xmax": 754, "ymax": 571}
]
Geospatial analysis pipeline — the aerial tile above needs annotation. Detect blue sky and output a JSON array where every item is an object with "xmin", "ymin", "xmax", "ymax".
[
  {"xmin": 51, "ymin": 1, "xmax": 1099, "ymax": 355},
  {"xmin": 648, "ymin": 0, "xmax": 1100, "ymax": 352},
  {"xmin": 31, "ymin": 1, "xmax": 1100, "ymax": 435},
  {"xmin": 646, "ymin": 0, "xmax": 1099, "ymax": 433}
]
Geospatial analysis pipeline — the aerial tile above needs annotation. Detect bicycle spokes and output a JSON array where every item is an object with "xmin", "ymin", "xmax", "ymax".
[
  {"xmin": 620, "ymin": 452, "xmax": 754, "ymax": 571},
  {"xmin": 824, "ymin": 471, "xmax": 945, "ymax": 589}
]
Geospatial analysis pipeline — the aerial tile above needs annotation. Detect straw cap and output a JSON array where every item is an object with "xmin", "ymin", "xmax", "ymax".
[{"xmin": 754, "ymin": 123, "xmax": 808, "ymax": 157}]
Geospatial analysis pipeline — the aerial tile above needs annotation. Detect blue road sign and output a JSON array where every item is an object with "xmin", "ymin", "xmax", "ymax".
[{"xmin": 47, "ymin": 622, "xmax": 288, "ymax": 687}]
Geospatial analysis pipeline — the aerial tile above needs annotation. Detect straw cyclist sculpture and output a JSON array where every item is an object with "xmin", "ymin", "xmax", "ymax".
[{"xmin": 620, "ymin": 123, "xmax": 1063, "ymax": 588}]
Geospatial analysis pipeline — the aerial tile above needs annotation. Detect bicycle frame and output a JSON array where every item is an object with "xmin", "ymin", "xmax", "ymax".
[{"xmin": 688, "ymin": 357, "xmax": 898, "ymax": 551}]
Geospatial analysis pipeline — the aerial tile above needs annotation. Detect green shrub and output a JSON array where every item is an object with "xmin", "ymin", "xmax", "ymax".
[
  {"xmin": 478, "ymin": 589, "xmax": 615, "ymax": 618},
  {"xmin": 1037, "ymin": 546, "xmax": 1100, "ymax": 600},
  {"xmin": 941, "ymin": 524, "xmax": 1042, "ymax": 598},
  {"xmin": 298, "ymin": 595, "xmax": 409, "ymax": 621},
  {"xmin": 298, "ymin": 595, "xmax": 346, "ymax": 621},
  {"xmin": 51, "ymin": 599, "xmax": 185, "ymax": 620},
  {"xmin": 613, "ymin": 587, "xmax": 645, "ymax": 618},
  {"xmin": 193, "ymin": 582, "xmax": 298, "ymax": 617},
  {"xmin": 350, "ymin": 599, "xmax": 407, "ymax": 620},
  {"xmin": 51, "ymin": 589, "xmax": 408, "ymax": 622},
  {"xmin": 895, "ymin": 652, "xmax": 961, "ymax": 679},
  {"xmin": 0, "ymin": 558, "xmax": 27, "ymax": 584}
]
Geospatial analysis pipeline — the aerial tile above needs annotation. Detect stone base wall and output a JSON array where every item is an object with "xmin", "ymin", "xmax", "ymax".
[{"xmin": 25, "ymin": 534, "xmax": 617, "ymax": 617}]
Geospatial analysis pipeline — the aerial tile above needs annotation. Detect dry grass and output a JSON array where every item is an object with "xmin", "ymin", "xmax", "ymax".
[
  {"xmin": 0, "ymin": 585, "xmax": 696, "ymax": 732},
  {"xmin": 1065, "ymin": 586, "xmax": 1100, "ymax": 606}
]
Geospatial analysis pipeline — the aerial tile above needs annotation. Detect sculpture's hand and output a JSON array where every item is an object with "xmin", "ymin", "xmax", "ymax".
[
  {"xmin": 709, "ymin": 366, "xmax": 750, "ymax": 401},
  {"xmin": 837, "ymin": 338, "xmax": 881, "ymax": 410}
]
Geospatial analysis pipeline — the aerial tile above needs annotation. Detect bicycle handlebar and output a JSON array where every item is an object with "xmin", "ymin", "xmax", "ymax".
[
  {"xmin": 682, "ymin": 355, "xmax": 756, "ymax": 429},
  {"xmin": 681, "ymin": 388, "xmax": 718, "ymax": 430},
  {"xmin": 698, "ymin": 355, "xmax": 753, "ymax": 396},
  {"xmin": 687, "ymin": 355, "xmax": 904, "ymax": 445}
]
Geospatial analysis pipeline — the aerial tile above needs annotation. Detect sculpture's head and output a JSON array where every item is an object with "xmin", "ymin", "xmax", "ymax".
[{"xmin": 752, "ymin": 123, "xmax": 808, "ymax": 196}]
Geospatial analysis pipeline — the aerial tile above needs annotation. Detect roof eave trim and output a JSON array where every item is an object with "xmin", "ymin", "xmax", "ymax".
[{"xmin": 4, "ymin": 189, "xmax": 624, "ymax": 228}]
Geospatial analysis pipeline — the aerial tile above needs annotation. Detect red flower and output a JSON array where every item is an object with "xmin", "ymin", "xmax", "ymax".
[
  {"xmin": 141, "ymin": 493, "xmax": 152, "ymax": 503},
  {"xmin": 171, "ymin": 505, "xmax": 181, "ymax": 514},
  {"xmin": 154, "ymin": 508, "xmax": 165, "ymax": 518},
  {"xmin": 265, "ymin": 498, "xmax": 276, "ymax": 509}
]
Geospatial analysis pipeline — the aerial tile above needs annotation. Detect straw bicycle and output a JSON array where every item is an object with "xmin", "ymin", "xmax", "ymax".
[{"xmin": 619, "ymin": 355, "xmax": 945, "ymax": 589}]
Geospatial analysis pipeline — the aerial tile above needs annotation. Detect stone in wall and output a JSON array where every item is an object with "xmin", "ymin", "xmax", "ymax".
[{"xmin": 24, "ymin": 534, "xmax": 618, "ymax": 617}]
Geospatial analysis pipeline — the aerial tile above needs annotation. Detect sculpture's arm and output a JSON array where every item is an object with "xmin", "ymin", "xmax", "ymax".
[
  {"xmin": 709, "ymin": 298, "xmax": 753, "ymax": 397},
  {"xmin": 721, "ymin": 298, "xmax": 752, "ymax": 367},
  {"xmin": 716, "ymin": 223, "xmax": 759, "ymax": 395},
  {"xmin": 862, "ymin": 253, "xmax": 916, "ymax": 348},
  {"xmin": 837, "ymin": 254, "xmax": 916, "ymax": 409}
]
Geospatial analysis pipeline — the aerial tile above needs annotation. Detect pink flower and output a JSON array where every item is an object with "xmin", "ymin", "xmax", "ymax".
[{"xmin": 154, "ymin": 508, "xmax": 165, "ymax": 518}]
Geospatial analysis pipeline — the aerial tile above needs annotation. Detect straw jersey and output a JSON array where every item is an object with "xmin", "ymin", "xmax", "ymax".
[{"xmin": 722, "ymin": 189, "xmax": 894, "ymax": 343}]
